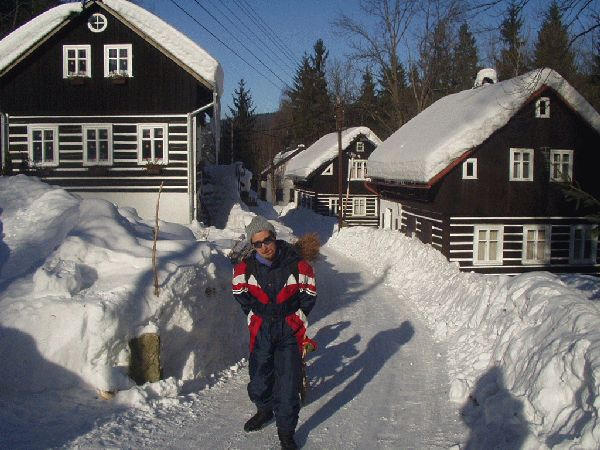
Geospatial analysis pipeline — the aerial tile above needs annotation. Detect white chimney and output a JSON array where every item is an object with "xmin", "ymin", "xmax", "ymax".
[{"xmin": 473, "ymin": 68, "xmax": 498, "ymax": 88}]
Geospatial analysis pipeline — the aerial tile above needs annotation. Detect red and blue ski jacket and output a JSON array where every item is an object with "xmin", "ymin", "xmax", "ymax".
[{"xmin": 232, "ymin": 240, "xmax": 317, "ymax": 352}]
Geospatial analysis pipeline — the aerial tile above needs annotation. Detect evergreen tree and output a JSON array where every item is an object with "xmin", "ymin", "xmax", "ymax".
[
  {"xmin": 534, "ymin": 1, "xmax": 577, "ymax": 82},
  {"xmin": 286, "ymin": 39, "xmax": 333, "ymax": 145},
  {"xmin": 377, "ymin": 62, "xmax": 410, "ymax": 137},
  {"xmin": 354, "ymin": 67, "xmax": 379, "ymax": 132},
  {"xmin": 452, "ymin": 23, "xmax": 479, "ymax": 91},
  {"xmin": 496, "ymin": 2, "xmax": 530, "ymax": 80},
  {"xmin": 0, "ymin": 0, "xmax": 62, "ymax": 39},
  {"xmin": 586, "ymin": 40, "xmax": 600, "ymax": 111},
  {"xmin": 222, "ymin": 79, "xmax": 256, "ymax": 172}
]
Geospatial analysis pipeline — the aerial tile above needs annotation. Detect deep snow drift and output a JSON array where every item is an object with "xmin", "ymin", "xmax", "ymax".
[
  {"xmin": 0, "ymin": 175, "xmax": 247, "ymax": 399},
  {"xmin": 1, "ymin": 173, "xmax": 600, "ymax": 449},
  {"xmin": 327, "ymin": 227, "xmax": 600, "ymax": 448}
]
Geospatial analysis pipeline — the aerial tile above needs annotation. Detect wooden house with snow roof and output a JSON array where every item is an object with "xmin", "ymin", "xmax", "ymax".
[
  {"xmin": 366, "ymin": 68, "xmax": 600, "ymax": 275},
  {"xmin": 259, "ymin": 144, "xmax": 305, "ymax": 205},
  {"xmin": 285, "ymin": 127, "xmax": 382, "ymax": 227},
  {"xmin": 0, "ymin": 0, "xmax": 222, "ymax": 224}
]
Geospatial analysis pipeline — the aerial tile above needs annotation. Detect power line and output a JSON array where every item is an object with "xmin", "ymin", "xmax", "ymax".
[
  {"xmin": 189, "ymin": 0, "xmax": 292, "ymax": 88},
  {"xmin": 167, "ymin": 0, "xmax": 285, "ymax": 91},
  {"xmin": 237, "ymin": 0, "xmax": 299, "ymax": 65},
  {"xmin": 205, "ymin": 0, "xmax": 298, "ymax": 76}
]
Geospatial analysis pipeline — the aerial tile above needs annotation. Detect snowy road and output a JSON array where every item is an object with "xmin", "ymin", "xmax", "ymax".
[{"xmin": 68, "ymin": 246, "xmax": 467, "ymax": 449}]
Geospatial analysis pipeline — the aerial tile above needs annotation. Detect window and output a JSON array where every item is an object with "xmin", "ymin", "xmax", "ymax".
[
  {"xmin": 138, "ymin": 124, "xmax": 168, "ymax": 164},
  {"xmin": 29, "ymin": 126, "xmax": 58, "ymax": 166},
  {"xmin": 352, "ymin": 197, "xmax": 366, "ymax": 216},
  {"xmin": 549, "ymin": 149, "xmax": 573, "ymax": 182},
  {"xmin": 536, "ymin": 97, "xmax": 550, "ymax": 118},
  {"xmin": 522, "ymin": 225, "xmax": 550, "ymax": 264},
  {"xmin": 63, "ymin": 45, "xmax": 91, "ymax": 78},
  {"xmin": 510, "ymin": 148, "xmax": 534, "ymax": 181},
  {"xmin": 356, "ymin": 142, "xmax": 365, "ymax": 153},
  {"xmin": 349, "ymin": 159, "xmax": 367, "ymax": 180},
  {"xmin": 570, "ymin": 225, "xmax": 598, "ymax": 264},
  {"xmin": 473, "ymin": 225, "xmax": 503, "ymax": 265},
  {"xmin": 462, "ymin": 158, "xmax": 477, "ymax": 179},
  {"xmin": 104, "ymin": 44, "xmax": 133, "ymax": 77},
  {"xmin": 87, "ymin": 13, "xmax": 107, "ymax": 33},
  {"xmin": 83, "ymin": 125, "xmax": 112, "ymax": 166},
  {"xmin": 322, "ymin": 163, "xmax": 333, "ymax": 175},
  {"xmin": 328, "ymin": 197, "xmax": 339, "ymax": 216}
]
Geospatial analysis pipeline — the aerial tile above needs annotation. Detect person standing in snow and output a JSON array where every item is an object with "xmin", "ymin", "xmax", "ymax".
[{"xmin": 232, "ymin": 215, "xmax": 317, "ymax": 450}]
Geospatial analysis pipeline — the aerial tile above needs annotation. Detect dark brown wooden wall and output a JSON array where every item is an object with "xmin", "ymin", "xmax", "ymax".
[
  {"xmin": 295, "ymin": 136, "xmax": 377, "ymax": 195},
  {"xmin": 0, "ymin": 4, "xmax": 213, "ymax": 115},
  {"xmin": 431, "ymin": 90, "xmax": 600, "ymax": 218}
]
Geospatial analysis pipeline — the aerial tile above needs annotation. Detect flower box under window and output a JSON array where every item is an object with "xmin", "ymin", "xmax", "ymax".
[
  {"xmin": 67, "ymin": 74, "xmax": 87, "ymax": 85},
  {"xmin": 88, "ymin": 166, "xmax": 109, "ymax": 176},
  {"xmin": 109, "ymin": 72, "xmax": 129, "ymax": 84},
  {"xmin": 143, "ymin": 162, "xmax": 163, "ymax": 175}
]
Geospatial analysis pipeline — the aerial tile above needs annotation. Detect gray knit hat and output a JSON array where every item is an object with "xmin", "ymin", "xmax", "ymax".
[{"xmin": 245, "ymin": 215, "xmax": 276, "ymax": 242}]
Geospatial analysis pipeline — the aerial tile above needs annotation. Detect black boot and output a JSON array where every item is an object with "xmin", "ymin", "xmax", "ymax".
[
  {"xmin": 277, "ymin": 429, "xmax": 298, "ymax": 450},
  {"xmin": 243, "ymin": 408, "xmax": 273, "ymax": 432}
]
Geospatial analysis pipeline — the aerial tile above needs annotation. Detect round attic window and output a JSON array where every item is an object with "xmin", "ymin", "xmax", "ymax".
[{"xmin": 88, "ymin": 13, "xmax": 107, "ymax": 33}]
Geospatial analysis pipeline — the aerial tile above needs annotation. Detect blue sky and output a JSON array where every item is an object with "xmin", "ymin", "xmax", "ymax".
[
  {"xmin": 140, "ymin": 0, "xmax": 359, "ymax": 114},
  {"xmin": 137, "ymin": 0, "xmax": 578, "ymax": 115}
]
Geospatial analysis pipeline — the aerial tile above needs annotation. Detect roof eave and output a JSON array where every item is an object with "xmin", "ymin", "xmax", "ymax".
[
  {"xmin": 97, "ymin": 2, "xmax": 219, "ymax": 94},
  {"xmin": 0, "ymin": 6, "xmax": 86, "ymax": 78}
]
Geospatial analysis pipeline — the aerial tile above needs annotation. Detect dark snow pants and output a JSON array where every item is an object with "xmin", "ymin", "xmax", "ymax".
[{"xmin": 248, "ymin": 315, "xmax": 302, "ymax": 433}]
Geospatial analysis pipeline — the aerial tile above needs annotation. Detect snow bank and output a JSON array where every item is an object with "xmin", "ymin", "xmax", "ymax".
[
  {"xmin": 327, "ymin": 227, "xmax": 600, "ymax": 448},
  {"xmin": 0, "ymin": 175, "xmax": 246, "ymax": 398}
]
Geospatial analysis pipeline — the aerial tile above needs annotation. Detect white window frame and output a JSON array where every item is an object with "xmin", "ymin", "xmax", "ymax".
[
  {"xmin": 522, "ymin": 225, "xmax": 551, "ymax": 265},
  {"xmin": 137, "ymin": 124, "xmax": 168, "ymax": 164},
  {"xmin": 63, "ymin": 45, "xmax": 91, "ymax": 78},
  {"xmin": 349, "ymin": 159, "xmax": 368, "ymax": 180},
  {"xmin": 328, "ymin": 197, "xmax": 339, "ymax": 216},
  {"xmin": 322, "ymin": 163, "xmax": 333, "ymax": 175},
  {"xmin": 536, "ymin": 97, "xmax": 550, "ymax": 118},
  {"xmin": 87, "ymin": 13, "xmax": 108, "ymax": 33},
  {"xmin": 569, "ymin": 225, "xmax": 598, "ymax": 265},
  {"xmin": 352, "ymin": 197, "xmax": 367, "ymax": 216},
  {"xmin": 473, "ymin": 225, "xmax": 504, "ymax": 266},
  {"xmin": 83, "ymin": 124, "xmax": 113, "ymax": 166},
  {"xmin": 549, "ymin": 149, "xmax": 573, "ymax": 182},
  {"xmin": 104, "ymin": 44, "xmax": 133, "ymax": 77},
  {"xmin": 356, "ymin": 141, "xmax": 365, "ymax": 153},
  {"xmin": 509, "ymin": 148, "xmax": 534, "ymax": 181},
  {"xmin": 28, "ymin": 125, "xmax": 59, "ymax": 167},
  {"xmin": 462, "ymin": 158, "xmax": 478, "ymax": 179}
]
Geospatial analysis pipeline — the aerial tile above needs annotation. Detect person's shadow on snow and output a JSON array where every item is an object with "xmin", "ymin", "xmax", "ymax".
[
  {"xmin": 461, "ymin": 366, "xmax": 529, "ymax": 449},
  {"xmin": 304, "ymin": 321, "xmax": 360, "ymax": 404},
  {"xmin": 297, "ymin": 321, "xmax": 414, "ymax": 445}
]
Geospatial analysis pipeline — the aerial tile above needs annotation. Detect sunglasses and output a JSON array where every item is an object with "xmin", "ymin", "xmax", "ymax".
[{"xmin": 252, "ymin": 236, "xmax": 275, "ymax": 249}]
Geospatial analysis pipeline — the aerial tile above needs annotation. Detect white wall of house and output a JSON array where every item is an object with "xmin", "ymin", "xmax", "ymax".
[
  {"xmin": 379, "ymin": 198, "xmax": 402, "ymax": 230},
  {"xmin": 262, "ymin": 173, "xmax": 295, "ymax": 205},
  {"xmin": 74, "ymin": 191, "xmax": 190, "ymax": 224}
]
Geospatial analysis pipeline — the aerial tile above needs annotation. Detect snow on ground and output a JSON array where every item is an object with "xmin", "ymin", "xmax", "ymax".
[
  {"xmin": 327, "ymin": 227, "xmax": 600, "ymax": 448},
  {"xmin": 0, "ymin": 175, "xmax": 248, "ymax": 447},
  {"xmin": 1, "ymin": 171, "xmax": 600, "ymax": 448}
]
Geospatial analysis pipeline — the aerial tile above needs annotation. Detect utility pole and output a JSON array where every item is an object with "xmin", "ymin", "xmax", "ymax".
[
  {"xmin": 230, "ymin": 118, "xmax": 234, "ymax": 164},
  {"xmin": 335, "ymin": 98, "xmax": 344, "ymax": 229}
]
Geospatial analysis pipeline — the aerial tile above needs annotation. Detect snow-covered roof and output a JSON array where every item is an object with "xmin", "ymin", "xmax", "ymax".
[
  {"xmin": 285, "ymin": 127, "xmax": 381, "ymax": 180},
  {"xmin": 0, "ymin": 0, "xmax": 223, "ymax": 95},
  {"xmin": 368, "ymin": 68, "xmax": 600, "ymax": 184},
  {"xmin": 260, "ymin": 145, "xmax": 306, "ymax": 178}
]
